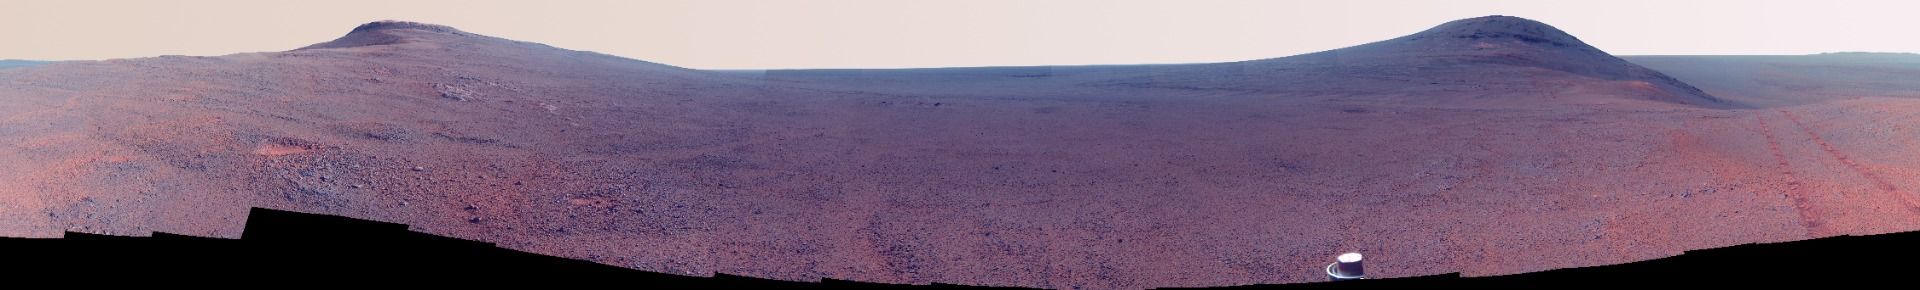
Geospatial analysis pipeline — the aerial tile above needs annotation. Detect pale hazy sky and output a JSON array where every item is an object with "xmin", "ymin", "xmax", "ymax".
[{"xmin": 3, "ymin": 0, "xmax": 1915, "ymax": 69}]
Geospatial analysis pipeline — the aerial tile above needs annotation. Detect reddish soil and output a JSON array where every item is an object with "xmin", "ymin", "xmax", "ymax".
[{"xmin": 4, "ymin": 17, "xmax": 1920, "ymax": 289}]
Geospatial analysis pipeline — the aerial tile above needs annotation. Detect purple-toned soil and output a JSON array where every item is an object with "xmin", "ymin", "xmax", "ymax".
[{"xmin": 4, "ymin": 16, "xmax": 1920, "ymax": 289}]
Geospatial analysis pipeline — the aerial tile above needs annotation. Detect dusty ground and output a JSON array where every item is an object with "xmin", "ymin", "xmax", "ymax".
[{"xmin": 4, "ymin": 17, "xmax": 1920, "ymax": 289}]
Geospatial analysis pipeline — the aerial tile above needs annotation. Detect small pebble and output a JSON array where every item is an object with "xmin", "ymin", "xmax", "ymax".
[{"xmin": 412, "ymin": 166, "xmax": 426, "ymax": 171}]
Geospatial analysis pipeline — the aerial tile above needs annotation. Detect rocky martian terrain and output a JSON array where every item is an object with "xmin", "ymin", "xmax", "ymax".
[{"xmin": 4, "ymin": 15, "xmax": 1920, "ymax": 289}]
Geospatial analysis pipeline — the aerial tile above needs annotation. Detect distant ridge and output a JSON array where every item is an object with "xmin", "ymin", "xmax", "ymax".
[
  {"xmin": 1401, "ymin": 15, "xmax": 1595, "ymax": 50},
  {"xmin": 0, "ymin": 59, "xmax": 49, "ymax": 70},
  {"xmin": 345, "ymin": 20, "xmax": 468, "ymax": 35},
  {"xmin": 1813, "ymin": 51, "xmax": 1920, "ymax": 56},
  {"xmin": 297, "ymin": 20, "xmax": 483, "ymax": 50},
  {"xmin": 284, "ymin": 20, "xmax": 695, "ymax": 74},
  {"xmin": 1269, "ymin": 15, "xmax": 1733, "ymax": 108}
]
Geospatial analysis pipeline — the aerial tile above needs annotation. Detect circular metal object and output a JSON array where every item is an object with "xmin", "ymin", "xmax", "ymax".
[{"xmin": 1327, "ymin": 252, "xmax": 1365, "ymax": 281}]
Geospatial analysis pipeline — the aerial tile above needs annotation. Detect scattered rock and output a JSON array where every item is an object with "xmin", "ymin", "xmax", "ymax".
[
  {"xmin": 412, "ymin": 166, "xmax": 426, "ymax": 172},
  {"xmin": 335, "ymin": 122, "xmax": 415, "ymax": 142},
  {"xmin": 434, "ymin": 82, "xmax": 478, "ymax": 101}
]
